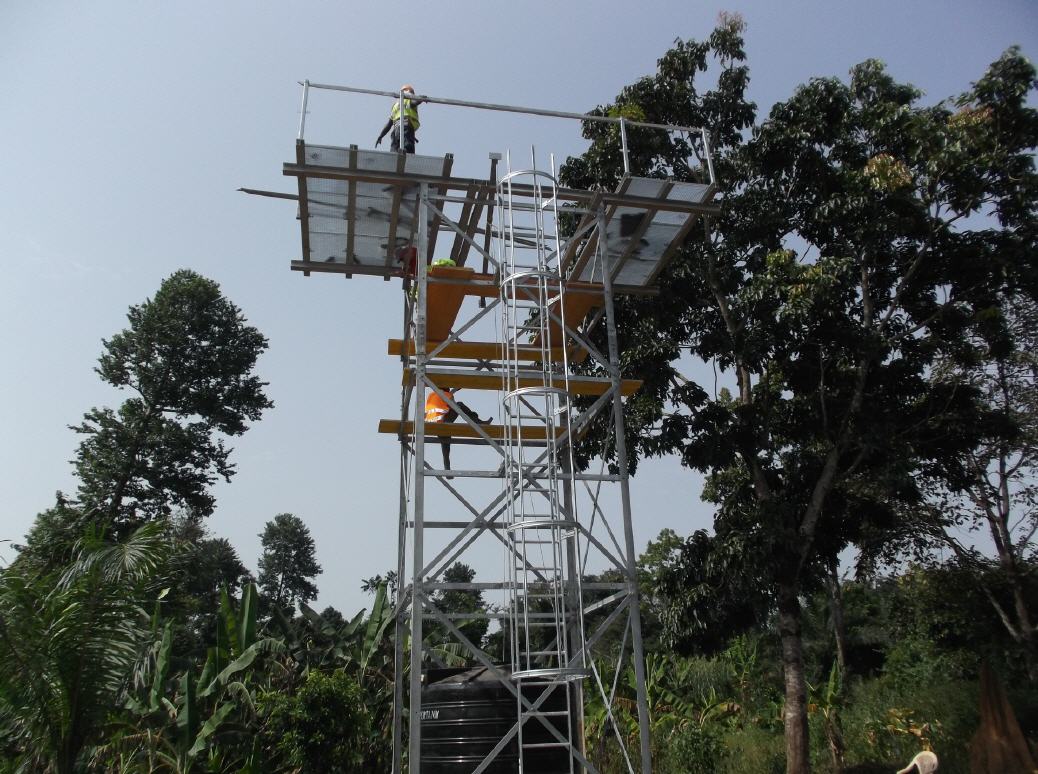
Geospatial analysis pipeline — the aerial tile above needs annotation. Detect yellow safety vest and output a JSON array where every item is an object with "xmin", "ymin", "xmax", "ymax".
[{"xmin": 390, "ymin": 98, "xmax": 420, "ymax": 130}]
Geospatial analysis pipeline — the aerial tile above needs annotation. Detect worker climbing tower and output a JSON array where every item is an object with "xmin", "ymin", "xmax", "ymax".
[{"xmin": 260, "ymin": 81, "xmax": 718, "ymax": 773}]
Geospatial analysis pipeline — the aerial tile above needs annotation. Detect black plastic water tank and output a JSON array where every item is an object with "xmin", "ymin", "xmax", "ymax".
[{"xmin": 420, "ymin": 666, "xmax": 572, "ymax": 773}]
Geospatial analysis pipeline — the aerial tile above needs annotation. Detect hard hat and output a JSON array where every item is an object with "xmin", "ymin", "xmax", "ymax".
[{"xmin": 401, "ymin": 84, "xmax": 415, "ymax": 93}]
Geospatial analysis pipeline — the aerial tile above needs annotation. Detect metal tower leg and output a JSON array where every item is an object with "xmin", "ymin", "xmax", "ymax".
[
  {"xmin": 408, "ymin": 183, "xmax": 431, "ymax": 772},
  {"xmin": 393, "ymin": 279, "xmax": 415, "ymax": 774},
  {"xmin": 392, "ymin": 437, "xmax": 408, "ymax": 774},
  {"xmin": 597, "ymin": 205, "xmax": 652, "ymax": 774}
]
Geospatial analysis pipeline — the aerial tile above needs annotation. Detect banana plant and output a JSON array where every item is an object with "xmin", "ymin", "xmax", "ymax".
[
  {"xmin": 269, "ymin": 581, "xmax": 394, "ymax": 681},
  {"xmin": 806, "ymin": 662, "xmax": 846, "ymax": 772},
  {"xmin": 108, "ymin": 582, "xmax": 283, "ymax": 772}
]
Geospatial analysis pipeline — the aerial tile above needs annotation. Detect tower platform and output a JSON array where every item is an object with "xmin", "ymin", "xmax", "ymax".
[{"xmin": 283, "ymin": 140, "xmax": 718, "ymax": 291}]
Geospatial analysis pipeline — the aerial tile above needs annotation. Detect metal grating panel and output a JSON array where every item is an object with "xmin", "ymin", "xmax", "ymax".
[
  {"xmin": 575, "ymin": 177, "xmax": 713, "ymax": 286},
  {"xmin": 299, "ymin": 143, "xmax": 446, "ymax": 274}
]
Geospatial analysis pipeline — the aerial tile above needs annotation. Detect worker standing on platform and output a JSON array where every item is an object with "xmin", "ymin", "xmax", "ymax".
[
  {"xmin": 425, "ymin": 388, "xmax": 490, "ymax": 471},
  {"xmin": 375, "ymin": 85, "xmax": 422, "ymax": 153}
]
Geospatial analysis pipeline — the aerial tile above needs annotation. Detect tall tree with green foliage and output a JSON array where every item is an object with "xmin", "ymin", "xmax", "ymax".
[
  {"xmin": 562, "ymin": 18, "xmax": 1037, "ymax": 772},
  {"xmin": 257, "ymin": 513, "xmax": 322, "ymax": 611},
  {"xmin": 162, "ymin": 517, "xmax": 254, "ymax": 660},
  {"xmin": 21, "ymin": 270, "xmax": 272, "ymax": 566},
  {"xmin": 76, "ymin": 269, "xmax": 272, "ymax": 524},
  {"xmin": 427, "ymin": 562, "xmax": 490, "ymax": 657},
  {"xmin": 917, "ymin": 294, "xmax": 1038, "ymax": 675}
]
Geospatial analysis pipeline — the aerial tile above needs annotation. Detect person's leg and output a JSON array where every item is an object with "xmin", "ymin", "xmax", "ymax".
[
  {"xmin": 438, "ymin": 407, "xmax": 458, "ymax": 474},
  {"xmin": 404, "ymin": 124, "xmax": 416, "ymax": 153},
  {"xmin": 455, "ymin": 401, "xmax": 491, "ymax": 424},
  {"xmin": 390, "ymin": 126, "xmax": 401, "ymax": 152}
]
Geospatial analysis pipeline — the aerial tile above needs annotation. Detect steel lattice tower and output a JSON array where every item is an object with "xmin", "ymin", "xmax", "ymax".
[{"xmin": 257, "ymin": 81, "xmax": 718, "ymax": 773}]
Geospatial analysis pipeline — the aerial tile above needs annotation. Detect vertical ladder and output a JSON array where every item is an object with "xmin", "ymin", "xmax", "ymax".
[{"xmin": 497, "ymin": 153, "xmax": 586, "ymax": 772}]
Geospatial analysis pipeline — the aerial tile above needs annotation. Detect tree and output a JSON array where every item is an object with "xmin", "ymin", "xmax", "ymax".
[
  {"xmin": 361, "ymin": 570, "xmax": 398, "ymax": 598},
  {"xmin": 427, "ymin": 562, "xmax": 490, "ymax": 658},
  {"xmin": 164, "ymin": 517, "xmax": 254, "ymax": 659},
  {"xmin": 561, "ymin": 22, "xmax": 1037, "ymax": 773},
  {"xmin": 923, "ymin": 294, "xmax": 1038, "ymax": 675},
  {"xmin": 257, "ymin": 513, "xmax": 322, "ymax": 610},
  {"xmin": 20, "ymin": 270, "xmax": 272, "ymax": 567},
  {"xmin": 258, "ymin": 670, "xmax": 371, "ymax": 774},
  {"xmin": 0, "ymin": 523, "xmax": 169, "ymax": 773},
  {"xmin": 77, "ymin": 269, "xmax": 272, "ymax": 524}
]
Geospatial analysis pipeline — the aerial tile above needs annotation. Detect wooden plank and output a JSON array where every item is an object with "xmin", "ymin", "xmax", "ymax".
[
  {"xmin": 382, "ymin": 152, "xmax": 409, "ymax": 279},
  {"xmin": 295, "ymin": 141, "xmax": 312, "ymax": 276},
  {"xmin": 426, "ymin": 154, "xmax": 454, "ymax": 259},
  {"xmin": 426, "ymin": 265, "xmax": 475, "ymax": 341},
  {"xmin": 288, "ymin": 260, "xmax": 660, "ymax": 296},
  {"xmin": 454, "ymin": 187, "xmax": 490, "ymax": 267},
  {"xmin": 430, "ymin": 273, "xmax": 605, "ymax": 300},
  {"xmin": 284, "ymin": 163, "xmax": 721, "ymax": 217},
  {"xmin": 378, "ymin": 419, "xmax": 562, "ymax": 441},
  {"xmin": 531, "ymin": 292, "xmax": 601, "ymax": 350},
  {"xmin": 389, "ymin": 338, "xmax": 573, "ymax": 362},
  {"xmin": 447, "ymin": 183, "xmax": 478, "ymax": 264},
  {"xmin": 558, "ymin": 208, "xmax": 596, "ymax": 273},
  {"xmin": 344, "ymin": 145, "xmax": 358, "ymax": 279},
  {"xmin": 480, "ymin": 156, "xmax": 499, "ymax": 282},
  {"xmin": 403, "ymin": 368, "xmax": 642, "ymax": 397}
]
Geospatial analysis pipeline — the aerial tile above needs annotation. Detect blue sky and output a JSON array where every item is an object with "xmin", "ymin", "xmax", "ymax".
[{"xmin": 2, "ymin": 0, "xmax": 1035, "ymax": 616}]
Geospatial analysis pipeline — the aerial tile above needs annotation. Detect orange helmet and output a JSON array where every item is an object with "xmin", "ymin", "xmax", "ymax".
[
  {"xmin": 425, "ymin": 389, "xmax": 453, "ymax": 423},
  {"xmin": 401, "ymin": 84, "xmax": 415, "ymax": 94}
]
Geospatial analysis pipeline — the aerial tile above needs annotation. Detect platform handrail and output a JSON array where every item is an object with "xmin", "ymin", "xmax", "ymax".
[{"xmin": 297, "ymin": 80, "xmax": 716, "ymax": 185}]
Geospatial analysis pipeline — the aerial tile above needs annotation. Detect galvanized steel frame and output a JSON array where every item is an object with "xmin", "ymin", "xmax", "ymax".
[
  {"xmin": 285, "ymin": 78, "xmax": 712, "ymax": 774},
  {"xmin": 382, "ymin": 178, "xmax": 654, "ymax": 774}
]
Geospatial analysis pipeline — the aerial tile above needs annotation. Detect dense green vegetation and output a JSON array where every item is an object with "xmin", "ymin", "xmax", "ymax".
[
  {"xmin": 560, "ymin": 13, "xmax": 1037, "ymax": 773},
  {"xmin": 2, "ymin": 18, "xmax": 1036, "ymax": 774}
]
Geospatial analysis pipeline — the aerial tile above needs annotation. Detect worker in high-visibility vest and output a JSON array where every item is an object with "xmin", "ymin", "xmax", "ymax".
[
  {"xmin": 424, "ymin": 388, "xmax": 490, "ymax": 471},
  {"xmin": 375, "ymin": 84, "xmax": 422, "ymax": 153}
]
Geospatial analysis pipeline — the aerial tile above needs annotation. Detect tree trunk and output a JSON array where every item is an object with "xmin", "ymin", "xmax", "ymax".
[
  {"xmin": 1009, "ymin": 575, "xmax": 1038, "ymax": 682},
  {"xmin": 826, "ymin": 561, "xmax": 848, "ymax": 675},
  {"xmin": 778, "ymin": 582, "xmax": 811, "ymax": 774}
]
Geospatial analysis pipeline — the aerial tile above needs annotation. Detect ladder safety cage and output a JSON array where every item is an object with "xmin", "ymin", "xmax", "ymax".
[{"xmin": 496, "ymin": 154, "xmax": 587, "ymax": 772}]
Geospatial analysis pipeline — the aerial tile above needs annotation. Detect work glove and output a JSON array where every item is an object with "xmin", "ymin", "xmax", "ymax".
[{"xmin": 375, "ymin": 137, "xmax": 382, "ymax": 147}]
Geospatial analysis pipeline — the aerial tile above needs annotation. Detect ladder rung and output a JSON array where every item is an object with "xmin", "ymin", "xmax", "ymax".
[{"xmin": 522, "ymin": 742, "xmax": 571, "ymax": 749}]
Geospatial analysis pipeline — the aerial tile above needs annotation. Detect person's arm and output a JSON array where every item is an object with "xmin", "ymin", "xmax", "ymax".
[{"xmin": 375, "ymin": 117, "xmax": 393, "ymax": 146}]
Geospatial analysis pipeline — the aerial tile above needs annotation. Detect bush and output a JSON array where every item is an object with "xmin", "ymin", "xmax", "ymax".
[
  {"xmin": 839, "ymin": 676, "xmax": 978, "ymax": 774},
  {"xmin": 656, "ymin": 723, "xmax": 725, "ymax": 773},
  {"xmin": 258, "ymin": 669, "xmax": 371, "ymax": 773},
  {"xmin": 719, "ymin": 725, "xmax": 785, "ymax": 774}
]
